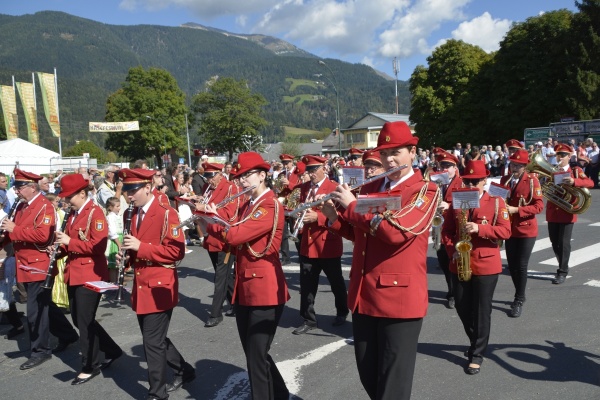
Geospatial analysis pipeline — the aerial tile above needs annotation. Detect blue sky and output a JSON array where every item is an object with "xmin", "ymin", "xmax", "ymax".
[{"xmin": 3, "ymin": 0, "xmax": 578, "ymax": 80}]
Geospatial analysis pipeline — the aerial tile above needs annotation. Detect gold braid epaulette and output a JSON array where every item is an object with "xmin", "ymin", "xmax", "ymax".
[
  {"xmin": 33, "ymin": 203, "xmax": 55, "ymax": 251},
  {"xmin": 381, "ymin": 183, "xmax": 441, "ymax": 235},
  {"xmin": 228, "ymin": 197, "xmax": 280, "ymax": 258}
]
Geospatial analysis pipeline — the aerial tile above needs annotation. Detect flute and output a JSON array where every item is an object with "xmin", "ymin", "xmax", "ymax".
[
  {"xmin": 42, "ymin": 207, "xmax": 72, "ymax": 290},
  {"xmin": 115, "ymin": 202, "xmax": 135, "ymax": 302},
  {"xmin": 285, "ymin": 164, "xmax": 408, "ymax": 217}
]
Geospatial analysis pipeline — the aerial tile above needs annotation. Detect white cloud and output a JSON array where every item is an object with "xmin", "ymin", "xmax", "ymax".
[
  {"xmin": 449, "ymin": 12, "xmax": 512, "ymax": 52},
  {"xmin": 119, "ymin": 0, "xmax": 274, "ymax": 18},
  {"xmin": 236, "ymin": 15, "xmax": 248, "ymax": 27}
]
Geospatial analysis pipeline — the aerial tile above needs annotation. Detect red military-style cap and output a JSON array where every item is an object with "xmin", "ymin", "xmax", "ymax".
[
  {"xmin": 338, "ymin": 159, "xmax": 346, "ymax": 166},
  {"xmin": 362, "ymin": 149, "xmax": 382, "ymax": 166},
  {"xmin": 505, "ymin": 139, "xmax": 524, "ymax": 149},
  {"xmin": 435, "ymin": 150, "xmax": 459, "ymax": 165},
  {"xmin": 301, "ymin": 155, "xmax": 327, "ymax": 171},
  {"xmin": 348, "ymin": 147, "xmax": 364, "ymax": 156},
  {"xmin": 13, "ymin": 168, "xmax": 43, "ymax": 187},
  {"xmin": 232, "ymin": 152, "xmax": 270, "ymax": 179},
  {"xmin": 279, "ymin": 154, "xmax": 295, "ymax": 162},
  {"xmin": 374, "ymin": 121, "xmax": 418, "ymax": 151},
  {"xmin": 462, "ymin": 160, "xmax": 490, "ymax": 179},
  {"xmin": 118, "ymin": 168, "xmax": 154, "ymax": 192},
  {"xmin": 202, "ymin": 162, "xmax": 224, "ymax": 178},
  {"xmin": 59, "ymin": 174, "xmax": 90, "ymax": 198},
  {"xmin": 294, "ymin": 161, "xmax": 306, "ymax": 174},
  {"xmin": 509, "ymin": 149, "xmax": 529, "ymax": 165},
  {"xmin": 432, "ymin": 147, "xmax": 446, "ymax": 156},
  {"xmin": 554, "ymin": 143, "xmax": 573, "ymax": 153}
]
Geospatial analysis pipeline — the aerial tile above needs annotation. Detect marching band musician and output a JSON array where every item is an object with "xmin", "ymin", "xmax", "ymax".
[
  {"xmin": 321, "ymin": 121, "xmax": 439, "ymax": 400},
  {"xmin": 432, "ymin": 150, "xmax": 463, "ymax": 309},
  {"xmin": 0, "ymin": 169, "xmax": 79, "ymax": 370},
  {"xmin": 361, "ymin": 149, "xmax": 385, "ymax": 178},
  {"xmin": 292, "ymin": 154, "xmax": 348, "ymax": 335},
  {"xmin": 441, "ymin": 160, "xmax": 511, "ymax": 375},
  {"xmin": 499, "ymin": 149, "xmax": 544, "ymax": 317},
  {"xmin": 546, "ymin": 143, "xmax": 594, "ymax": 285},
  {"xmin": 348, "ymin": 147, "xmax": 364, "ymax": 166},
  {"xmin": 276, "ymin": 154, "xmax": 300, "ymax": 265},
  {"xmin": 204, "ymin": 152, "xmax": 290, "ymax": 400},
  {"xmin": 502, "ymin": 139, "xmax": 525, "ymax": 176},
  {"xmin": 118, "ymin": 168, "xmax": 196, "ymax": 399},
  {"xmin": 54, "ymin": 174, "xmax": 123, "ymax": 384},
  {"xmin": 196, "ymin": 162, "xmax": 238, "ymax": 327}
]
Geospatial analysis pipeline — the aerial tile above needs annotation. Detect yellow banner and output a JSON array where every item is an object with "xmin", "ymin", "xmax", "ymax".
[
  {"xmin": 0, "ymin": 85, "xmax": 19, "ymax": 140},
  {"xmin": 37, "ymin": 72, "xmax": 61, "ymax": 138},
  {"xmin": 89, "ymin": 121, "xmax": 140, "ymax": 132},
  {"xmin": 16, "ymin": 82, "xmax": 39, "ymax": 144}
]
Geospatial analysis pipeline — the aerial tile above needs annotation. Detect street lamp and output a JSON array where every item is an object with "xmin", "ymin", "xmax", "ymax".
[{"xmin": 318, "ymin": 60, "xmax": 341, "ymax": 156}]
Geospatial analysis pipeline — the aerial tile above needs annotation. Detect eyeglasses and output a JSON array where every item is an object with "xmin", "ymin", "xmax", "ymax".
[
  {"xmin": 439, "ymin": 162, "xmax": 455, "ymax": 169},
  {"xmin": 239, "ymin": 170, "xmax": 259, "ymax": 180},
  {"xmin": 463, "ymin": 178, "xmax": 484, "ymax": 185},
  {"xmin": 364, "ymin": 164, "xmax": 382, "ymax": 171}
]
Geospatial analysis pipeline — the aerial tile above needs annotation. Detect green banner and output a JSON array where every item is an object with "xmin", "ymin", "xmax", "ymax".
[
  {"xmin": 36, "ymin": 72, "xmax": 61, "ymax": 138},
  {"xmin": 0, "ymin": 85, "xmax": 18, "ymax": 139},
  {"xmin": 16, "ymin": 82, "xmax": 39, "ymax": 144}
]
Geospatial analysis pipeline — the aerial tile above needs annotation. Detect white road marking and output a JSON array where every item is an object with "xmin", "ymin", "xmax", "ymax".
[
  {"xmin": 589, "ymin": 222, "xmax": 600, "ymax": 227},
  {"xmin": 584, "ymin": 280, "xmax": 600, "ymax": 287},
  {"xmin": 539, "ymin": 243, "xmax": 600, "ymax": 267},
  {"xmin": 213, "ymin": 338, "xmax": 353, "ymax": 399},
  {"xmin": 282, "ymin": 265, "xmax": 351, "ymax": 272},
  {"xmin": 500, "ymin": 237, "xmax": 553, "ymax": 260}
]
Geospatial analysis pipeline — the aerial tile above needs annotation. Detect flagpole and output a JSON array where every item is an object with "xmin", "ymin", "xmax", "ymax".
[
  {"xmin": 32, "ymin": 73, "xmax": 37, "ymax": 111},
  {"xmin": 54, "ymin": 67, "xmax": 62, "ymax": 157},
  {"xmin": 11, "ymin": 75, "xmax": 18, "ymax": 138}
]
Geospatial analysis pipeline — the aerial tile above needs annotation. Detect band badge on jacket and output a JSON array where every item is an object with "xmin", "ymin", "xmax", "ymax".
[
  {"xmin": 412, "ymin": 193, "xmax": 430, "ymax": 209},
  {"xmin": 251, "ymin": 207, "xmax": 268, "ymax": 220},
  {"xmin": 170, "ymin": 224, "xmax": 180, "ymax": 238},
  {"xmin": 501, "ymin": 209, "xmax": 509, "ymax": 220},
  {"xmin": 535, "ymin": 187, "xmax": 542, "ymax": 197},
  {"xmin": 43, "ymin": 215, "xmax": 52, "ymax": 225},
  {"xmin": 95, "ymin": 220, "xmax": 105, "ymax": 231}
]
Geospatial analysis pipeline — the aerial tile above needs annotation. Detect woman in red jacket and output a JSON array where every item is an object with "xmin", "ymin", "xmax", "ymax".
[
  {"xmin": 205, "ymin": 152, "xmax": 290, "ymax": 400},
  {"xmin": 56, "ymin": 174, "xmax": 122, "ymax": 385}
]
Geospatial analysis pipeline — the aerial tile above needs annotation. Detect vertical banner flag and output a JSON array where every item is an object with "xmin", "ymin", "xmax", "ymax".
[
  {"xmin": 0, "ymin": 85, "xmax": 19, "ymax": 139},
  {"xmin": 36, "ymin": 72, "xmax": 61, "ymax": 138},
  {"xmin": 16, "ymin": 82, "xmax": 40, "ymax": 144}
]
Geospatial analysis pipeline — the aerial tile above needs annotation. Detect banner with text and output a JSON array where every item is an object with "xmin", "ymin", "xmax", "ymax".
[
  {"xmin": 36, "ymin": 72, "xmax": 61, "ymax": 138},
  {"xmin": 0, "ymin": 85, "xmax": 19, "ymax": 140},
  {"xmin": 89, "ymin": 121, "xmax": 140, "ymax": 132},
  {"xmin": 15, "ymin": 82, "xmax": 39, "ymax": 144}
]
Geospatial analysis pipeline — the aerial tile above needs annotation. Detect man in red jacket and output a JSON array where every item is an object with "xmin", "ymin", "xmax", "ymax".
[
  {"xmin": 292, "ymin": 154, "xmax": 348, "ymax": 335},
  {"xmin": 1, "ymin": 169, "xmax": 78, "ymax": 370}
]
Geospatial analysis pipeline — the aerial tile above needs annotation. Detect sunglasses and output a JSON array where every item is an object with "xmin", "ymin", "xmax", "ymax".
[
  {"xmin": 439, "ymin": 162, "xmax": 455, "ymax": 169},
  {"xmin": 463, "ymin": 178, "xmax": 484, "ymax": 185}
]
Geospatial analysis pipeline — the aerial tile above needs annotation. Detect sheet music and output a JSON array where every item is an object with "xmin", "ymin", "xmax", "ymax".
[
  {"xmin": 452, "ymin": 189, "xmax": 480, "ymax": 209},
  {"xmin": 84, "ymin": 281, "xmax": 119, "ymax": 293},
  {"xmin": 354, "ymin": 195, "xmax": 402, "ymax": 215},
  {"xmin": 488, "ymin": 182, "xmax": 510, "ymax": 199},
  {"xmin": 553, "ymin": 172, "xmax": 570, "ymax": 185},
  {"xmin": 342, "ymin": 167, "xmax": 364, "ymax": 187}
]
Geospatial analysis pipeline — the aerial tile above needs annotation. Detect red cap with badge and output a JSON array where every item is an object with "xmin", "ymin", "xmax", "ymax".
[
  {"xmin": 374, "ymin": 121, "xmax": 418, "ymax": 151},
  {"xmin": 362, "ymin": 149, "xmax": 382, "ymax": 165},
  {"xmin": 119, "ymin": 168, "xmax": 154, "ymax": 192},
  {"xmin": 509, "ymin": 149, "xmax": 529, "ymax": 165},
  {"xmin": 294, "ymin": 161, "xmax": 306, "ymax": 174},
  {"xmin": 554, "ymin": 143, "xmax": 573, "ymax": 153},
  {"xmin": 348, "ymin": 148, "xmax": 364, "ymax": 158},
  {"xmin": 301, "ymin": 155, "xmax": 327, "ymax": 171},
  {"xmin": 59, "ymin": 174, "xmax": 90, "ymax": 198},
  {"xmin": 279, "ymin": 154, "xmax": 294, "ymax": 162},
  {"xmin": 505, "ymin": 139, "xmax": 524, "ymax": 149},
  {"xmin": 13, "ymin": 169, "xmax": 43, "ymax": 187},
  {"xmin": 462, "ymin": 160, "xmax": 490, "ymax": 179},
  {"xmin": 435, "ymin": 150, "xmax": 459, "ymax": 165},
  {"xmin": 202, "ymin": 162, "xmax": 224, "ymax": 178},
  {"xmin": 231, "ymin": 152, "xmax": 270, "ymax": 179}
]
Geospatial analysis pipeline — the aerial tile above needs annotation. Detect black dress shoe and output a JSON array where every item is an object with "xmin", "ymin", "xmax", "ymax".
[
  {"xmin": 292, "ymin": 322, "xmax": 317, "ymax": 335},
  {"xmin": 447, "ymin": 297, "xmax": 455, "ymax": 309},
  {"xmin": 553, "ymin": 275, "xmax": 566, "ymax": 284},
  {"xmin": 20, "ymin": 355, "xmax": 51, "ymax": 370},
  {"xmin": 332, "ymin": 314, "xmax": 348, "ymax": 326},
  {"xmin": 509, "ymin": 301, "xmax": 523, "ymax": 318},
  {"xmin": 166, "ymin": 371, "xmax": 196, "ymax": 392},
  {"xmin": 100, "ymin": 350, "xmax": 123, "ymax": 370},
  {"xmin": 466, "ymin": 364, "xmax": 481, "ymax": 375},
  {"xmin": 224, "ymin": 308, "xmax": 236, "ymax": 317},
  {"xmin": 204, "ymin": 316, "xmax": 223, "ymax": 328},
  {"xmin": 5, "ymin": 325, "xmax": 25, "ymax": 339},
  {"xmin": 53, "ymin": 336, "xmax": 79, "ymax": 353},
  {"xmin": 71, "ymin": 369, "xmax": 100, "ymax": 385}
]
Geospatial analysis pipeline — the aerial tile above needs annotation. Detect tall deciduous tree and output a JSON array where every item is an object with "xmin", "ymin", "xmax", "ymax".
[
  {"xmin": 105, "ymin": 66, "xmax": 187, "ymax": 167},
  {"xmin": 63, "ymin": 140, "xmax": 107, "ymax": 163},
  {"xmin": 192, "ymin": 77, "xmax": 268, "ymax": 161}
]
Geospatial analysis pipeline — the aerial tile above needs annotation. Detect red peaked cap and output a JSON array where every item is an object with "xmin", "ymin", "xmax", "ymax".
[
  {"xmin": 348, "ymin": 147, "xmax": 364, "ymax": 155},
  {"xmin": 554, "ymin": 143, "xmax": 573, "ymax": 153},
  {"xmin": 294, "ymin": 161, "xmax": 306, "ymax": 174},
  {"xmin": 202, "ymin": 162, "xmax": 224, "ymax": 177},
  {"xmin": 13, "ymin": 168, "xmax": 43, "ymax": 187},
  {"xmin": 118, "ymin": 168, "xmax": 154, "ymax": 192},
  {"xmin": 279, "ymin": 154, "xmax": 294, "ymax": 161},
  {"xmin": 505, "ymin": 139, "xmax": 524, "ymax": 149},
  {"xmin": 362, "ymin": 149, "xmax": 382, "ymax": 165},
  {"xmin": 301, "ymin": 155, "xmax": 327, "ymax": 171},
  {"xmin": 231, "ymin": 152, "xmax": 270, "ymax": 179},
  {"xmin": 59, "ymin": 174, "xmax": 90, "ymax": 198},
  {"xmin": 462, "ymin": 160, "xmax": 490, "ymax": 179},
  {"xmin": 374, "ymin": 121, "xmax": 418, "ymax": 151},
  {"xmin": 435, "ymin": 150, "xmax": 459, "ymax": 165},
  {"xmin": 509, "ymin": 149, "xmax": 529, "ymax": 165}
]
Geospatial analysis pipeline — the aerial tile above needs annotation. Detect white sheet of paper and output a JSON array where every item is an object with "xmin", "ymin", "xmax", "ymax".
[
  {"xmin": 452, "ymin": 190, "xmax": 480, "ymax": 209},
  {"xmin": 553, "ymin": 172, "xmax": 570, "ymax": 185},
  {"xmin": 342, "ymin": 167, "xmax": 364, "ymax": 187},
  {"xmin": 355, "ymin": 196, "xmax": 402, "ymax": 215},
  {"xmin": 488, "ymin": 184, "xmax": 510, "ymax": 199},
  {"xmin": 430, "ymin": 172, "xmax": 450, "ymax": 185}
]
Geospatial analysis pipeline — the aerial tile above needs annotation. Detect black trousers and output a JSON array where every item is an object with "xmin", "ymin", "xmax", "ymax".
[
  {"xmin": 435, "ymin": 246, "xmax": 453, "ymax": 298},
  {"xmin": 280, "ymin": 218, "xmax": 291, "ymax": 262},
  {"xmin": 25, "ymin": 280, "xmax": 78, "ymax": 358},
  {"xmin": 548, "ymin": 222, "xmax": 574, "ymax": 276},
  {"xmin": 505, "ymin": 237, "xmax": 536, "ymax": 302},
  {"xmin": 235, "ymin": 304, "xmax": 288, "ymax": 400},
  {"xmin": 353, "ymin": 313, "xmax": 423, "ymax": 400},
  {"xmin": 137, "ymin": 309, "xmax": 193, "ymax": 400},
  {"xmin": 299, "ymin": 255, "xmax": 348, "ymax": 325},
  {"xmin": 452, "ymin": 273, "xmax": 499, "ymax": 365},
  {"xmin": 208, "ymin": 251, "xmax": 235, "ymax": 318},
  {"xmin": 3, "ymin": 302, "xmax": 23, "ymax": 329},
  {"xmin": 68, "ymin": 285, "xmax": 121, "ymax": 373}
]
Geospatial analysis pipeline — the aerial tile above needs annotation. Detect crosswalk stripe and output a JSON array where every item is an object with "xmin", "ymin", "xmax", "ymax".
[
  {"xmin": 539, "ymin": 243, "xmax": 600, "ymax": 268},
  {"xmin": 589, "ymin": 222, "xmax": 600, "ymax": 227},
  {"xmin": 584, "ymin": 280, "xmax": 600, "ymax": 287},
  {"xmin": 500, "ymin": 237, "xmax": 553, "ymax": 260}
]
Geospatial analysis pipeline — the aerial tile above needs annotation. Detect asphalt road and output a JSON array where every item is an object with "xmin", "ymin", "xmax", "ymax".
[{"xmin": 1, "ymin": 195, "xmax": 599, "ymax": 400}]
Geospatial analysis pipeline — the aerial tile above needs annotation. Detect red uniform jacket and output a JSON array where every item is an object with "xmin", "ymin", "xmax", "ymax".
[
  {"xmin": 442, "ymin": 192, "xmax": 512, "ymax": 276},
  {"xmin": 299, "ymin": 178, "xmax": 343, "ymax": 259},
  {"xmin": 207, "ymin": 190, "xmax": 290, "ymax": 307},
  {"xmin": 201, "ymin": 179, "xmax": 238, "ymax": 253},
  {"xmin": 151, "ymin": 187, "xmax": 168, "ymax": 205},
  {"xmin": 545, "ymin": 166, "xmax": 593, "ymax": 223},
  {"xmin": 129, "ymin": 196, "xmax": 185, "ymax": 315},
  {"xmin": 499, "ymin": 173, "xmax": 544, "ymax": 237},
  {"xmin": 328, "ymin": 170, "xmax": 438, "ymax": 319},
  {"xmin": 279, "ymin": 167, "xmax": 301, "ymax": 198},
  {"xmin": 61, "ymin": 201, "xmax": 109, "ymax": 285},
  {"xmin": 9, "ymin": 194, "xmax": 56, "ymax": 283}
]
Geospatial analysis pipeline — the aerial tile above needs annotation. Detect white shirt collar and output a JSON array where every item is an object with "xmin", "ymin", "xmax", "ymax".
[
  {"xmin": 250, "ymin": 188, "xmax": 270, "ymax": 204},
  {"xmin": 141, "ymin": 195, "xmax": 155, "ymax": 214},
  {"xmin": 384, "ymin": 168, "xmax": 415, "ymax": 190},
  {"xmin": 28, "ymin": 192, "xmax": 42, "ymax": 206}
]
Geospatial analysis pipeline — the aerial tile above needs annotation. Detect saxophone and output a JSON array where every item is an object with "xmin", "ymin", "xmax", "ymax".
[{"xmin": 455, "ymin": 203, "xmax": 472, "ymax": 282}]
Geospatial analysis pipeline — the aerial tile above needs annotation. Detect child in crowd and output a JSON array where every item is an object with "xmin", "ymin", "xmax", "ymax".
[{"xmin": 105, "ymin": 197, "xmax": 123, "ymax": 283}]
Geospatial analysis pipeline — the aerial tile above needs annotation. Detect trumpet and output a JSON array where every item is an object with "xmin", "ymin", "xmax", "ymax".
[
  {"xmin": 175, "ymin": 185, "xmax": 256, "ymax": 229},
  {"xmin": 289, "ymin": 209, "xmax": 307, "ymax": 242},
  {"xmin": 285, "ymin": 164, "xmax": 408, "ymax": 217}
]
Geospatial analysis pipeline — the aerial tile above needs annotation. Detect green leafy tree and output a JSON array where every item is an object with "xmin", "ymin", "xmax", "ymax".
[
  {"xmin": 63, "ymin": 140, "xmax": 107, "ymax": 163},
  {"xmin": 104, "ymin": 66, "xmax": 187, "ymax": 167},
  {"xmin": 192, "ymin": 77, "xmax": 268, "ymax": 160}
]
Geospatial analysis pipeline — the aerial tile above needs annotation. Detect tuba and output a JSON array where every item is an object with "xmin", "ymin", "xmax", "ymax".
[
  {"xmin": 455, "ymin": 202, "xmax": 472, "ymax": 282},
  {"xmin": 525, "ymin": 151, "xmax": 591, "ymax": 214},
  {"xmin": 283, "ymin": 187, "xmax": 301, "ymax": 210}
]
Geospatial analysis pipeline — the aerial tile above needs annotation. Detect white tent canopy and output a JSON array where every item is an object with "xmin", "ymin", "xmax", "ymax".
[{"xmin": 0, "ymin": 138, "xmax": 60, "ymax": 175}]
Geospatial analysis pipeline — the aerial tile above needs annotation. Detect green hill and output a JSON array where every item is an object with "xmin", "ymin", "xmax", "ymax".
[{"xmin": 0, "ymin": 11, "xmax": 410, "ymax": 151}]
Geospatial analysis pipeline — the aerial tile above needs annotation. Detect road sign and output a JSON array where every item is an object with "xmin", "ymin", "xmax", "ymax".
[
  {"xmin": 550, "ymin": 122, "xmax": 585, "ymax": 136},
  {"xmin": 524, "ymin": 127, "xmax": 550, "ymax": 140}
]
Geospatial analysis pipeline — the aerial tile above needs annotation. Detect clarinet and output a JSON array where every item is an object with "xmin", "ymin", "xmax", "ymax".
[
  {"xmin": 0, "ymin": 199, "xmax": 22, "ymax": 238},
  {"xmin": 42, "ymin": 208, "xmax": 72, "ymax": 290},
  {"xmin": 115, "ymin": 202, "xmax": 135, "ymax": 302}
]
